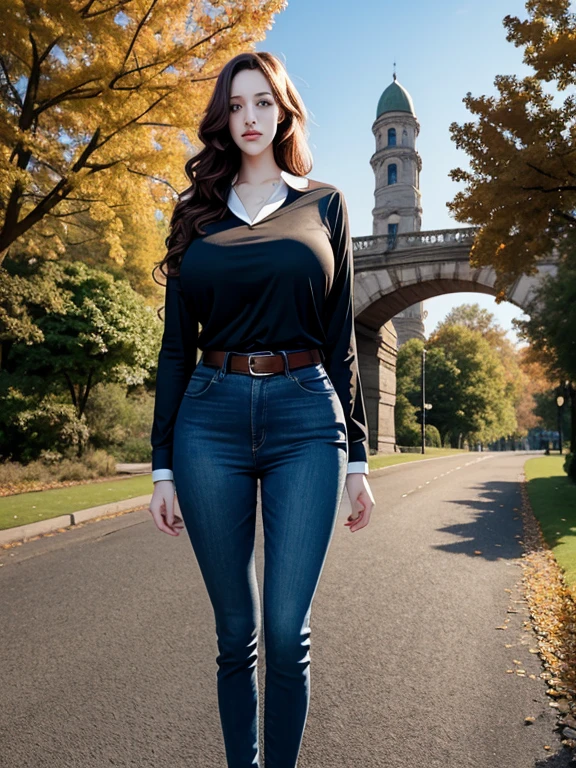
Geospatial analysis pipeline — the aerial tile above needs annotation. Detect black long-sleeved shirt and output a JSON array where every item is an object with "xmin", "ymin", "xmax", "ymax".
[{"xmin": 150, "ymin": 172, "xmax": 370, "ymax": 479}]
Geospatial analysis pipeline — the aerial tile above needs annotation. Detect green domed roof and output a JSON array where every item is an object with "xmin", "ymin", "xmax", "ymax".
[{"xmin": 376, "ymin": 76, "xmax": 415, "ymax": 118}]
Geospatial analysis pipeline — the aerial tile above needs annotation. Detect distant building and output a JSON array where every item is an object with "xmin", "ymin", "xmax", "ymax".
[{"xmin": 371, "ymin": 72, "xmax": 426, "ymax": 347}]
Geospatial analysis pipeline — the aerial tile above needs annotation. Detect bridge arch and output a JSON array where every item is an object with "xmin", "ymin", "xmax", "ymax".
[{"xmin": 350, "ymin": 227, "xmax": 559, "ymax": 454}]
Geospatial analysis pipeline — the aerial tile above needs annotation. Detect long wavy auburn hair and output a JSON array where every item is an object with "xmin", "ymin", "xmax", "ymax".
[{"xmin": 152, "ymin": 51, "xmax": 313, "ymax": 285}]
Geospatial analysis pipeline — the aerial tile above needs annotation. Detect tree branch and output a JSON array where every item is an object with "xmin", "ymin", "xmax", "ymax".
[{"xmin": 125, "ymin": 166, "xmax": 179, "ymax": 194}]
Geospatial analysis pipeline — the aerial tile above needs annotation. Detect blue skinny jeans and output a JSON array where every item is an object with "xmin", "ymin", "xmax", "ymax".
[{"xmin": 172, "ymin": 349, "xmax": 349, "ymax": 768}]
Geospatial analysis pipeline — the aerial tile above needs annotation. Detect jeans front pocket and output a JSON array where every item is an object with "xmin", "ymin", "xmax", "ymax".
[
  {"xmin": 290, "ymin": 363, "xmax": 336, "ymax": 395},
  {"xmin": 184, "ymin": 362, "xmax": 220, "ymax": 398}
]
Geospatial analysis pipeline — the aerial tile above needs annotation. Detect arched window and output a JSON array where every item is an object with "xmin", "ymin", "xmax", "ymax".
[
  {"xmin": 387, "ymin": 127, "xmax": 396, "ymax": 146},
  {"xmin": 387, "ymin": 222, "xmax": 398, "ymax": 249},
  {"xmin": 388, "ymin": 163, "xmax": 397, "ymax": 185}
]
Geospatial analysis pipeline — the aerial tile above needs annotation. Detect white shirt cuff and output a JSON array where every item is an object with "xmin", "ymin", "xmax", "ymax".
[
  {"xmin": 153, "ymin": 465, "xmax": 368, "ymax": 481},
  {"xmin": 152, "ymin": 469, "xmax": 174, "ymax": 483},
  {"xmin": 347, "ymin": 461, "xmax": 369, "ymax": 475}
]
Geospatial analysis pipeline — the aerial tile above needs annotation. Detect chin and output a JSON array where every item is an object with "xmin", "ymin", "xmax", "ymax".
[{"xmin": 242, "ymin": 142, "xmax": 270, "ymax": 155}]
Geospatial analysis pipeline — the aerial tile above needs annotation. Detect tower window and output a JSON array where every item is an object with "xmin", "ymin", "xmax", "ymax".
[
  {"xmin": 387, "ymin": 128, "xmax": 396, "ymax": 146},
  {"xmin": 387, "ymin": 223, "xmax": 398, "ymax": 249},
  {"xmin": 388, "ymin": 163, "xmax": 397, "ymax": 185}
]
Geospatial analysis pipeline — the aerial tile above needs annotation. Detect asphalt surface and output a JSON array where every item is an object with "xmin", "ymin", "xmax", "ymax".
[{"xmin": 0, "ymin": 450, "xmax": 572, "ymax": 768}]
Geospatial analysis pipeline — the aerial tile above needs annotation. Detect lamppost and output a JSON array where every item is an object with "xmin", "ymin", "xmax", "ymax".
[
  {"xmin": 422, "ymin": 403, "xmax": 433, "ymax": 453},
  {"xmin": 421, "ymin": 347, "xmax": 426, "ymax": 454},
  {"xmin": 420, "ymin": 347, "xmax": 434, "ymax": 453},
  {"xmin": 562, "ymin": 380, "xmax": 576, "ymax": 455},
  {"xmin": 556, "ymin": 391, "xmax": 565, "ymax": 455}
]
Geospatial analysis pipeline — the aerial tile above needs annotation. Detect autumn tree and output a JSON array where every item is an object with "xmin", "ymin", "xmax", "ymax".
[
  {"xmin": 447, "ymin": 0, "xmax": 576, "ymax": 297},
  {"xmin": 0, "ymin": 0, "xmax": 287, "ymax": 271}
]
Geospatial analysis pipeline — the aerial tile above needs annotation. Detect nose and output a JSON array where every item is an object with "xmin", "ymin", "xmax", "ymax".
[{"xmin": 244, "ymin": 106, "xmax": 257, "ymax": 125}]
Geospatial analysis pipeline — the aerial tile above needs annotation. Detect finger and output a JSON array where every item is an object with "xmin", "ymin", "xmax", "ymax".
[
  {"xmin": 348, "ymin": 504, "xmax": 373, "ymax": 530},
  {"xmin": 164, "ymin": 493, "xmax": 174, "ymax": 524},
  {"xmin": 165, "ymin": 502, "xmax": 186, "ymax": 534},
  {"xmin": 149, "ymin": 498, "xmax": 181, "ymax": 536},
  {"xmin": 150, "ymin": 511, "xmax": 181, "ymax": 536},
  {"xmin": 344, "ymin": 509, "xmax": 363, "ymax": 526}
]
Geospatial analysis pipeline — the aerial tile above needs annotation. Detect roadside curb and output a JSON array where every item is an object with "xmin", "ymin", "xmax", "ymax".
[{"xmin": 0, "ymin": 494, "xmax": 152, "ymax": 547}]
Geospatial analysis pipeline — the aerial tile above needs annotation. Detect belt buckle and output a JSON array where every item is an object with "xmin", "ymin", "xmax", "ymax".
[{"xmin": 247, "ymin": 351, "xmax": 276, "ymax": 377}]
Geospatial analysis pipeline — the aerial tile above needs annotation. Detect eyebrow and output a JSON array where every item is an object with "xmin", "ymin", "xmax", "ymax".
[{"xmin": 229, "ymin": 91, "xmax": 273, "ymax": 100}]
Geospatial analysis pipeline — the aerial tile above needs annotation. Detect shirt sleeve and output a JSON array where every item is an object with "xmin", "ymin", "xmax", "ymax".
[
  {"xmin": 322, "ymin": 188, "xmax": 370, "ymax": 472},
  {"xmin": 150, "ymin": 273, "xmax": 198, "ymax": 476}
]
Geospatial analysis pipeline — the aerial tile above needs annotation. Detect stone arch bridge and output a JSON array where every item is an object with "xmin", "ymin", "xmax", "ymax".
[{"xmin": 352, "ymin": 226, "xmax": 559, "ymax": 454}]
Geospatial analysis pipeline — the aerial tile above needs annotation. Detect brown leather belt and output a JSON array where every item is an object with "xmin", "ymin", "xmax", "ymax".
[{"xmin": 202, "ymin": 348, "xmax": 322, "ymax": 376}]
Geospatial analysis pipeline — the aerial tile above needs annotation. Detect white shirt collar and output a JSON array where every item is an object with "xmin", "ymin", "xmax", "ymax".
[{"xmin": 227, "ymin": 170, "xmax": 309, "ymax": 226}]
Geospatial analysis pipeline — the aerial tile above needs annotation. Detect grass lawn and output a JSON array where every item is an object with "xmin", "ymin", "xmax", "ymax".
[
  {"xmin": 0, "ymin": 474, "xmax": 153, "ymax": 531},
  {"xmin": 0, "ymin": 447, "xmax": 472, "ymax": 532},
  {"xmin": 524, "ymin": 455, "xmax": 576, "ymax": 593},
  {"xmin": 369, "ymin": 446, "xmax": 469, "ymax": 470}
]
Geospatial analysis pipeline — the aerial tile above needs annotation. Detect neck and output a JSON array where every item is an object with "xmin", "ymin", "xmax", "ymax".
[{"xmin": 235, "ymin": 153, "xmax": 283, "ymax": 187}]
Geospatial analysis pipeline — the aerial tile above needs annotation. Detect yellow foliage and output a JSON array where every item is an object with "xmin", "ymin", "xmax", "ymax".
[
  {"xmin": 0, "ymin": 0, "xmax": 288, "ymax": 294},
  {"xmin": 447, "ymin": 0, "xmax": 576, "ymax": 295}
]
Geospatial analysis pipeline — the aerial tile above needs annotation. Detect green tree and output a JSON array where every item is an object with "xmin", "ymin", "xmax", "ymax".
[
  {"xmin": 514, "ymin": 249, "xmax": 576, "ymax": 382},
  {"xmin": 396, "ymin": 337, "xmax": 462, "ymax": 447},
  {"xmin": 394, "ymin": 393, "xmax": 420, "ymax": 447},
  {"xmin": 514, "ymin": 246, "xmax": 576, "ymax": 452},
  {"xmin": 2, "ymin": 261, "xmax": 161, "ymax": 418},
  {"xmin": 427, "ymin": 324, "xmax": 517, "ymax": 446},
  {"xmin": 436, "ymin": 302, "xmax": 525, "ymax": 433}
]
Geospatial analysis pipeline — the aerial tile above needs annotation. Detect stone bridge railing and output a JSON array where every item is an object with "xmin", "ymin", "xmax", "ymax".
[{"xmin": 352, "ymin": 226, "xmax": 480, "ymax": 256}]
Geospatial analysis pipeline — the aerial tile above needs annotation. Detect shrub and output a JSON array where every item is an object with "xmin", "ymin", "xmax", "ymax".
[
  {"xmin": 9, "ymin": 401, "xmax": 90, "ymax": 462},
  {"xmin": 84, "ymin": 381, "xmax": 154, "ymax": 458},
  {"xmin": 0, "ymin": 447, "xmax": 119, "ymax": 494},
  {"xmin": 564, "ymin": 452, "xmax": 576, "ymax": 482},
  {"xmin": 81, "ymin": 447, "xmax": 117, "ymax": 476},
  {"xmin": 56, "ymin": 458, "xmax": 91, "ymax": 482},
  {"xmin": 396, "ymin": 423, "xmax": 421, "ymax": 447},
  {"xmin": 109, "ymin": 436, "xmax": 152, "ymax": 463},
  {"xmin": 425, "ymin": 424, "xmax": 442, "ymax": 447}
]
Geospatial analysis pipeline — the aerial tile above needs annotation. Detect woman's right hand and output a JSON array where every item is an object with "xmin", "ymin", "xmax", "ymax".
[{"xmin": 149, "ymin": 480, "xmax": 185, "ymax": 536}]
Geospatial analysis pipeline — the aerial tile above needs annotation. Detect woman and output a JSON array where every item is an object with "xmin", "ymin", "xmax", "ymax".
[{"xmin": 149, "ymin": 51, "xmax": 375, "ymax": 768}]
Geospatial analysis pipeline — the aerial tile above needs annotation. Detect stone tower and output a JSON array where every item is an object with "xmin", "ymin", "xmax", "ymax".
[{"xmin": 370, "ymin": 72, "xmax": 425, "ymax": 347}]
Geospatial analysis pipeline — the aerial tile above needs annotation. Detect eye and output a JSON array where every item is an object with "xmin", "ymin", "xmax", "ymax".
[{"xmin": 229, "ymin": 100, "xmax": 273, "ymax": 112}]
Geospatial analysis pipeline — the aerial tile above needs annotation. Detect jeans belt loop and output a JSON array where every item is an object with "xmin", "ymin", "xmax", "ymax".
[
  {"xmin": 218, "ymin": 351, "xmax": 232, "ymax": 380},
  {"xmin": 277, "ymin": 350, "xmax": 292, "ymax": 378}
]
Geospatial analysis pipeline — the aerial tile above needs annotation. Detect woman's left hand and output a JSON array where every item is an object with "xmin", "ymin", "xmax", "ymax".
[{"xmin": 344, "ymin": 473, "xmax": 375, "ymax": 532}]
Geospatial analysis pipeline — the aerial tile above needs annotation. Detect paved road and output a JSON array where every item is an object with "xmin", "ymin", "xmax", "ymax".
[{"xmin": 0, "ymin": 451, "xmax": 571, "ymax": 767}]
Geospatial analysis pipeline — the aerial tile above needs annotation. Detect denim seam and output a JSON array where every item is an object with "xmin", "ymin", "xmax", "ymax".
[
  {"xmin": 291, "ymin": 377, "xmax": 336, "ymax": 395},
  {"xmin": 183, "ymin": 371, "xmax": 219, "ymax": 398},
  {"xmin": 250, "ymin": 378, "xmax": 257, "ymax": 457},
  {"xmin": 253, "ymin": 381, "xmax": 267, "ymax": 452}
]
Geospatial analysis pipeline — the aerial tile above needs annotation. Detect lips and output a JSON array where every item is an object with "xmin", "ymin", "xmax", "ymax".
[{"xmin": 243, "ymin": 131, "xmax": 261, "ymax": 137}]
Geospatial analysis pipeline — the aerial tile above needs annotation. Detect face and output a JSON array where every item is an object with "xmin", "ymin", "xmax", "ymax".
[{"xmin": 228, "ymin": 67, "xmax": 285, "ymax": 157}]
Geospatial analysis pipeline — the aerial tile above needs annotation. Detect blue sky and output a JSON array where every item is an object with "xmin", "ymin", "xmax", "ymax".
[{"xmin": 256, "ymin": 0, "xmax": 546, "ymax": 347}]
